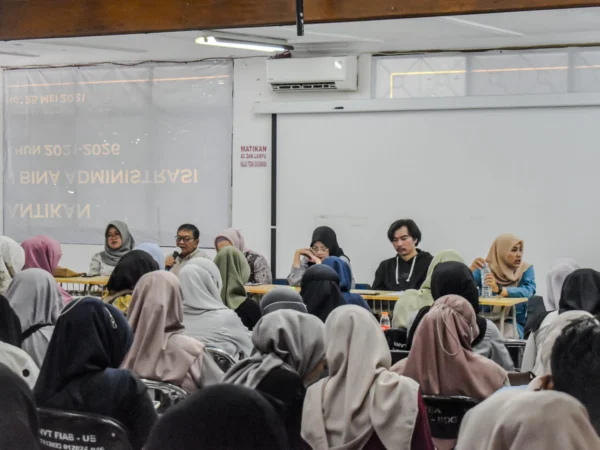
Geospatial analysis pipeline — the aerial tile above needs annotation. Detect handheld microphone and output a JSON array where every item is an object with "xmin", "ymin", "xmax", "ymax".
[{"xmin": 166, "ymin": 250, "xmax": 179, "ymax": 272}]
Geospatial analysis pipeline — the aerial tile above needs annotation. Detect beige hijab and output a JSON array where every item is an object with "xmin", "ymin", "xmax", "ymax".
[
  {"xmin": 456, "ymin": 390, "xmax": 600, "ymax": 450},
  {"xmin": 121, "ymin": 271, "xmax": 206, "ymax": 388},
  {"xmin": 487, "ymin": 234, "xmax": 531, "ymax": 287},
  {"xmin": 392, "ymin": 295, "xmax": 507, "ymax": 400},
  {"xmin": 302, "ymin": 305, "xmax": 419, "ymax": 450}
]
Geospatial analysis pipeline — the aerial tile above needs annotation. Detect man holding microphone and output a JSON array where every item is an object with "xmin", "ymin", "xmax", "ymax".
[{"xmin": 166, "ymin": 224, "xmax": 210, "ymax": 275}]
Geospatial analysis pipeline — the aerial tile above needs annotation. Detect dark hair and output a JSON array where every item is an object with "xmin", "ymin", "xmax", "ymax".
[
  {"xmin": 551, "ymin": 317, "xmax": 600, "ymax": 434},
  {"xmin": 387, "ymin": 219, "xmax": 421, "ymax": 245},
  {"xmin": 177, "ymin": 224, "xmax": 199, "ymax": 240}
]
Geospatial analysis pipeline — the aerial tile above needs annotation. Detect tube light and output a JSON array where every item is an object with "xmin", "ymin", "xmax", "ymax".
[{"xmin": 195, "ymin": 36, "xmax": 292, "ymax": 53}]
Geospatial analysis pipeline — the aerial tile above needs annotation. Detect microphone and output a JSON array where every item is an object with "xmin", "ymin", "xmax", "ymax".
[{"xmin": 166, "ymin": 250, "xmax": 179, "ymax": 272}]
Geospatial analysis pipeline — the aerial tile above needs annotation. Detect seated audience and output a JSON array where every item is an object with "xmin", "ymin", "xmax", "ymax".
[
  {"xmin": 121, "ymin": 271, "xmax": 223, "ymax": 392},
  {"xmin": 0, "ymin": 236, "xmax": 25, "ymax": 295},
  {"xmin": 166, "ymin": 224, "xmax": 210, "ymax": 275},
  {"xmin": 224, "ymin": 310, "xmax": 325, "ymax": 449},
  {"xmin": 393, "ymin": 248, "xmax": 464, "ymax": 329},
  {"xmin": 0, "ymin": 364, "xmax": 41, "ymax": 450},
  {"xmin": 471, "ymin": 234, "xmax": 536, "ymax": 338},
  {"xmin": 21, "ymin": 235, "xmax": 72, "ymax": 303},
  {"xmin": 288, "ymin": 226, "xmax": 353, "ymax": 287},
  {"xmin": 299, "ymin": 265, "xmax": 345, "ymax": 322},
  {"xmin": 103, "ymin": 250, "xmax": 159, "ymax": 315},
  {"xmin": 34, "ymin": 297, "xmax": 157, "ymax": 450},
  {"xmin": 6, "ymin": 269, "xmax": 62, "ymax": 367},
  {"xmin": 322, "ymin": 256, "xmax": 371, "ymax": 311},
  {"xmin": 134, "ymin": 242, "xmax": 165, "ymax": 270},
  {"xmin": 215, "ymin": 228, "xmax": 272, "ymax": 285},
  {"xmin": 146, "ymin": 384, "xmax": 289, "ymax": 450},
  {"xmin": 214, "ymin": 246, "xmax": 262, "ymax": 330},
  {"xmin": 302, "ymin": 305, "xmax": 434, "ymax": 450},
  {"xmin": 179, "ymin": 258, "xmax": 253, "ymax": 359},
  {"xmin": 456, "ymin": 390, "xmax": 600, "ymax": 449},
  {"xmin": 372, "ymin": 219, "xmax": 433, "ymax": 292},
  {"xmin": 260, "ymin": 288, "xmax": 308, "ymax": 315},
  {"xmin": 88, "ymin": 220, "xmax": 136, "ymax": 276}
]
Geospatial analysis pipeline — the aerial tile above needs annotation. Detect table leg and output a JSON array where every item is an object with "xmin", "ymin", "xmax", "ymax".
[
  {"xmin": 512, "ymin": 305, "xmax": 518, "ymax": 338},
  {"xmin": 499, "ymin": 306, "xmax": 506, "ymax": 336}
]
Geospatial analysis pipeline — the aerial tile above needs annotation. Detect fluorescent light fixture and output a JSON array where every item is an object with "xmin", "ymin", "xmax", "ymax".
[{"xmin": 195, "ymin": 32, "xmax": 293, "ymax": 53}]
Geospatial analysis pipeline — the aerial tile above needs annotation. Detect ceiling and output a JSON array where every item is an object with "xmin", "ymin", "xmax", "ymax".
[{"xmin": 3, "ymin": 7, "xmax": 600, "ymax": 68}]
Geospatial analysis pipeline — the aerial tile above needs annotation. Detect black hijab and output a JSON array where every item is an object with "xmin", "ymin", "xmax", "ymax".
[
  {"xmin": 559, "ymin": 269, "xmax": 600, "ymax": 315},
  {"xmin": 106, "ymin": 250, "xmax": 159, "ymax": 294},
  {"xmin": 310, "ymin": 226, "xmax": 346, "ymax": 259},
  {"xmin": 146, "ymin": 384, "xmax": 290, "ymax": 450},
  {"xmin": 0, "ymin": 363, "xmax": 40, "ymax": 449},
  {"xmin": 300, "ymin": 265, "xmax": 345, "ymax": 322},
  {"xmin": 0, "ymin": 294, "xmax": 23, "ymax": 347}
]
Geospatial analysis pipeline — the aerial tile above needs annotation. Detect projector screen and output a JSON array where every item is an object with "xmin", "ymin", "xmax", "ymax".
[{"xmin": 3, "ymin": 62, "xmax": 232, "ymax": 245}]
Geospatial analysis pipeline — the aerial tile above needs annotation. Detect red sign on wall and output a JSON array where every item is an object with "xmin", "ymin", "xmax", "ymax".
[{"xmin": 240, "ymin": 145, "xmax": 268, "ymax": 168}]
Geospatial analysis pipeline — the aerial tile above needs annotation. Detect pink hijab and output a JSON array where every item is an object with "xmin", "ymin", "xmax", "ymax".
[
  {"xmin": 21, "ymin": 236, "xmax": 72, "ymax": 303},
  {"xmin": 214, "ymin": 228, "xmax": 250, "ymax": 253}
]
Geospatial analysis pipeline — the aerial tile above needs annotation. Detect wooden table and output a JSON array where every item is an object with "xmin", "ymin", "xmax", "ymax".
[{"xmin": 55, "ymin": 276, "xmax": 109, "ymax": 295}]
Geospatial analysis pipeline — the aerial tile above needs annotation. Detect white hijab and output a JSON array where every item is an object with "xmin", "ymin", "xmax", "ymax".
[
  {"xmin": 545, "ymin": 259, "xmax": 580, "ymax": 311},
  {"xmin": 0, "ymin": 237, "xmax": 25, "ymax": 295}
]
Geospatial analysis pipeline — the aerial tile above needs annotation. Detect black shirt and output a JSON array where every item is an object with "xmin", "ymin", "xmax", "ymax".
[{"xmin": 372, "ymin": 250, "xmax": 433, "ymax": 291}]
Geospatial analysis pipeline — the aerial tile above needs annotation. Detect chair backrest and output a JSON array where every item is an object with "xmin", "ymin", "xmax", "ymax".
[
  {"xmin": 273, "ymin": 278, "xmax": 290, "ymax": 286},
  {"xmin": 38, "ymin": 407, "xmax": 132, "ymax": 450},
  {"xmin": 422, "ymin": 395, "xmax": 479, "ymax": 440},
  {"xmin": 355, "ymin": 283, "xmax": 371, "ymax": 290},
  {"xmin": 384, "ymin": 328, "xmax": 408, "ymax": 350},
  {"xmin": 503, "ymin": 339, "xmax": 527, "ymax": 370},
  {"xmin": 141, "ymin": 378, "xmax": 188, "ymax": 413},
  {"xmin": 206, "ymin": 346, "xmax": 237, "ymax": 373},
  {"xmin": 390, "ymin": 349, "xmax": 410, "ymax": 364}
]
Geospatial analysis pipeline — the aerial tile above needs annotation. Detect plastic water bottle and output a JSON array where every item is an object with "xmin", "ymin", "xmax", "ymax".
[
  {"xmin": 481, "ymin": 263, "xmax": 493, "ymax": 298},
  {"xmin": 380, "ymin": 312, "xmax": 391, "ymax": 331}
]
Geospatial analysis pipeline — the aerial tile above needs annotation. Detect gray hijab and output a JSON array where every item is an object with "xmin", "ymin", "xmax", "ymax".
[
  {"xmin": 260, "ymin": 288, "xmax": 308, "ymax": 315},
  {"xmin": 100, "ymin": 220, "xmax": 135, "ymax": 266},
  {"xmin": 6, "ymin": 268, "xmax": 63, "ymax": 367},
  {"xmin": 223, "ymin": 309, "xmax": 325, "ymax": 388}
]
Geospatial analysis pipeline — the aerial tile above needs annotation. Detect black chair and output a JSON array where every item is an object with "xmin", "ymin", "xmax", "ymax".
[
  {"xmin": 273, "ymin": 278, "xmax": 290, "ymax": 286},
  {"xmin": 38, "ymin": 407, "xmax": 132, "ymax": 450},
  {"xmin": 206, "ymin": 346, "xmax": 237, "ymax": 372},
  {"xmin": 355, "ymin": 283, "xmax": 372, "ymax": 290},
  {"xmin": 390, "ymin": 349, "xmax": 410, "ymax": 364},
  {"xmin": 503, "ymin": 339, "xmax": 527, "ymax": 371},
  {"xmin": 141, "ymin": 379, "xmax": 187, "ymax": 413},
  {"xmin": 422, "ymin": 396, "xmax": 479, "ymax": 440},
  {"xmin": 384, "ymin": 328, "xmax": 408, "ymax": 350}
]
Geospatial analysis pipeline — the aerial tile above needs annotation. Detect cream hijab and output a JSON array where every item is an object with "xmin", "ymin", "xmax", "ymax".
[
  {"xmin": 544, "ymin": 259, "xmax": 580, "ymax": 311},
  {"xmin": 392, "ymin": 249, "xmax": 464, "ymax": 328},
  {"xmin": 0, "ymin": 237, "xmax": 25, "ymax": 295},
  {"xmin": 487, "ymin": 234, "xmax": 531, "ymax": 287},
  {"xmin": 456, "ymin": 390, "xmax": 600, "ymax": 450},
  {"xmin": 302, "ymin": 305, "xmax": 420, "ymax": 450}
]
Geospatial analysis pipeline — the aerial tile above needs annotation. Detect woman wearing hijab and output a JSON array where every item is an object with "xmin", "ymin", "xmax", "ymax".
[
  {"xmin": 224, "ymin": 310, "xmax": 325, "ymax": 449},
  {"xmin": 214, "ymin": 246, "xmax": 262, "ymax": 330},
  {"xmin": 299, "ymin": 265, "xmax": 345, "ymax": 322},
  {"xmin": 21, "ymin": 235, "xmax": 72, "ymax": 303},
  {"xmin": 6, "ymin": 269, "xmax": 63, "ymax": 367},
  {"xmin": 215, "ymin": 228, "xmax": 272, "ymax": 285},
  {"xmin": 102, "ymin": 250, "xmax": 159, "ymax": 315},
  {"xmin": 0, "ymin": 236, "xmax": 25, "ymax": 295},
  {"xmin": 471, "ymin": 234, "xmax": 536, "ymax": 338},
  {"xmin": 393, "ymin": 249, "xmax": 464, "ymax": 329},
  {"xmin": 134, "ymin": 242, "xmax": 165, "ymax": 270},
  {"xmin": 288, "ymin": 226, "xmax": 354, "ymax": 287},
  {"xmin": 302, "ymin": 305, "xmax": 434, "ymax": 450},
  {"xmin": 260, "ymin": 288, "xmax": 308, "ymax": 315},
  {"xmin": 34, "ymin": 297, "xmax": 157, "ymax": 450},
  {"xmin": 180, "ymin": 258, "xmax": 253, "ymax": 359},
  {"xmin": 321, "ymin": 256, "xmax": 370, "ymax": 311},
  {"xmin": 0, "ymin": 364, "xmax": 41, "ymax": 450},
  {"xmin": 88, "ymin": 220, "xmax": 136, "ymax": 276},
  {"xmin": 456, "ymin": 390, "xmax": 600, "ymax": 450},
  {"xmin": 146, "ymin": 384, "xmax": 290, "ymax": 450},
  {"xmin": 122, "ymin": 271, "xmax": 223, "ymax": 392}
]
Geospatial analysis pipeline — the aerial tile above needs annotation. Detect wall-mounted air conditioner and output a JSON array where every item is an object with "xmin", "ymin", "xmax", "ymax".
[{"xmin": 266, "ymin": 56, "xmax": 358, "ymax": 92}]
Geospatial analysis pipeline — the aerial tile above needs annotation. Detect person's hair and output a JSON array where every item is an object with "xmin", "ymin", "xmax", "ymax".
[
  {"xmin": 387, "ymin": 219, "xmax": 421, "ymax": 245},
  {"xmin": 177, "ymin": 224, "xmax": 200, "ymax": 240},
  {"xmin": 551, "ymin": 317, "xmax": 600, "ymax": 434}
]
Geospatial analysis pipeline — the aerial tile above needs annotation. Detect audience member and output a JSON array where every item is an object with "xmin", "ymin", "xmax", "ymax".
[
  {"xmin": 215, "ymin": 228, "xmax": 272, "ymax": 285},
  {"xmin": 122, "ymin": 271, "xmax": 223, "ymax": 392},
  {"xmin": 6, "ymin": 269, "xmax": 62, "ymax": 367},
  {"xmin": 0, "ymin": 364, "xmax": 41, "ymax": 450},
  {"xmin": 166, "ymin": 224, "xmax": 210, "ymax": 275},
  {"xmin": 456, "ymin": 390, "xmax": 600, "ymax": 450},
  {"xmin": 372, "ymin": 219, "xmax": 433, "ymax": 292},
  {"xmin": 21, "ymin": 235, "xmax": 72, "ymax": 303},
  {"xmin": 179, "ymin": 258, "xmax": 253, "ymax": 359},
  {"xmin": 146, "ymin": 384, "xmax": 290, "ymax": 450},
  {"xmin": 103, "ymin": 250, "xmax": 159, "ymax": 315},
  {"xmin": 299, "ymin": 265, "xmax": 345, "ymax": 322},
  {"xmin": 288, "ymin": 226, "xmax": 353, "ymax": 287},
  {"xmin": 224, "ymin": 310, "xmax": 325, "ymax": 449},
  {"xmin": 35, "ymin": 297, "xmax": 157, "ymax": 450},
  {"xmin": 322, "ymin": 256, "xmax": 371, "ymax": 311},
  {"xmin": 214, "ymin": 246, "xmax": 262, "ymax": 330},
  {"xmin": 260, "ymin": 288, "xmax": 308, "ymax": 315},
  {"xmin": 88, "ymin": 221, "xmax": 136, "ymax": 276},
  {"xmin": 0, "ymin": 236, "xmax": 25, "ymax": 295},
  {"xmin": 134, "ymin": 242, "xmax": 165, "ymax": 270},
  {"xmin": 302, "ymin": 305, "xmax": 434, "ymax": 450},
  {"xmin": 393, "ymin": 249, "xmax": 464, "ymax": 329}
]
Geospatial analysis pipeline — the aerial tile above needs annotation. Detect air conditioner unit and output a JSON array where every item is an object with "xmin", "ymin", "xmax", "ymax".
[{"xmin": 266, "ymin": 56, "xmax": 358, "ymax": 92}]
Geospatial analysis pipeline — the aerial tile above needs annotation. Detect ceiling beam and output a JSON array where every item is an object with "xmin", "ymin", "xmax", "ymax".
[{"xmin": 1, "ymin": 0, "xmax": 600, "ymax": 41}]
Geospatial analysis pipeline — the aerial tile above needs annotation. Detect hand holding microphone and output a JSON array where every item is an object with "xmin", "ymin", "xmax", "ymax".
[{"xmin": 165, "ymin": 250, "xmax": 179, "ymax": 271}]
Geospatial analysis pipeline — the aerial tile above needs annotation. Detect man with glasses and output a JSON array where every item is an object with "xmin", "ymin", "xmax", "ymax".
[{"xmin": 166, "ymin": 224, "xmax": 210, "ymax": 275}]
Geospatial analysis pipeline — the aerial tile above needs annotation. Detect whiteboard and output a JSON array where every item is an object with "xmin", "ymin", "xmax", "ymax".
[{"xmin": 276, "ymin": 107, "xmax": 600, "ymax": 294}]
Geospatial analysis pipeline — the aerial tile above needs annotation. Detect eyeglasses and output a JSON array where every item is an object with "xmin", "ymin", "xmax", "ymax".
[
  {"xmin": 106, "ymin": 233, "xmax": 121, "ymax": 239},
  {"xmin": 176, "ymin": 236, "xmax": 194, "ymax": 243},
  {"xmin": 311, "ymin": 246, "xmax": 329, "ymax": 253}
]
